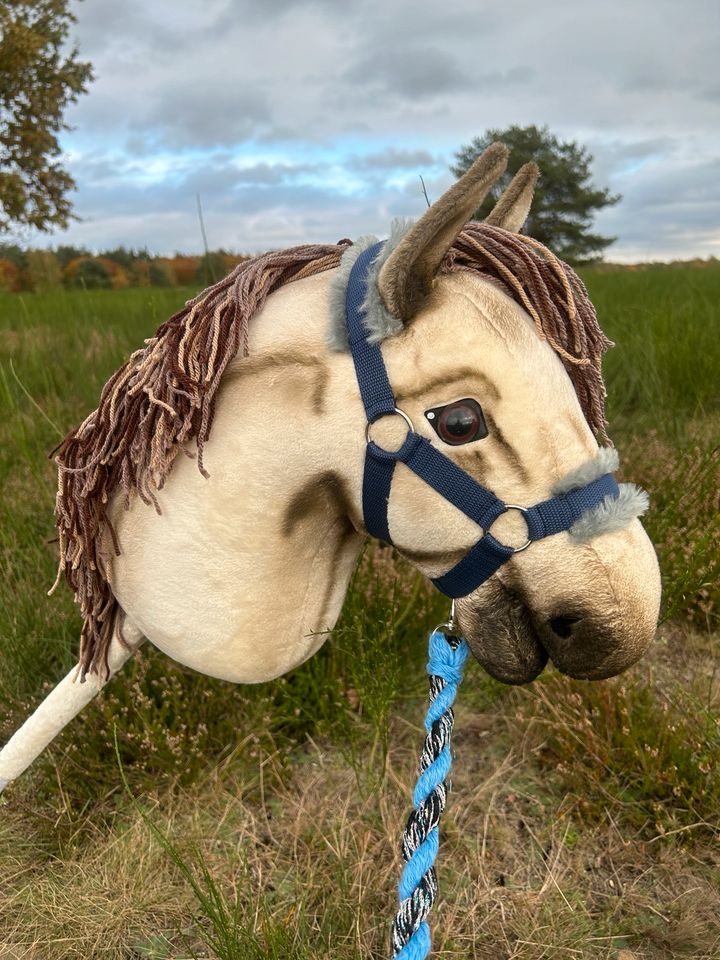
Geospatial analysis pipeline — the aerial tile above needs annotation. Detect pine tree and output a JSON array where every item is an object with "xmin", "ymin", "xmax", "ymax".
[{"xmin": 452, "ymin": 125, "xmax": 620, "ymax": 263}]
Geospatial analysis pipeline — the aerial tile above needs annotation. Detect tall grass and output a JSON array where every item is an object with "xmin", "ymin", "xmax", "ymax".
[
  {"xmin": 511, "ymin": 665, "xmax": 720, "ymax": 835},
  {"xmin": 0, "ymin": 287, "xmax": 194, "ymax": 710},
  {"xmin": 582, "ymin": 266, "xmax": 720, "ymax": 435},
  {"xmin": 582, "ymin": 264, "xmax": 720, "ymax": 627}
]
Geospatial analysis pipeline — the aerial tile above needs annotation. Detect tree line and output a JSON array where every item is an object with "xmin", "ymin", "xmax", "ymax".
[{"xmin": 0, "ymin": 244, "xmax": 249, "ymax": 293}]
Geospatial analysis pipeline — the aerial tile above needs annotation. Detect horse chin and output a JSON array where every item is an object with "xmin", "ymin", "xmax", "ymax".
[{"xmin": 455, "ymin": 579, "xmax": 549, "ymax": 686}]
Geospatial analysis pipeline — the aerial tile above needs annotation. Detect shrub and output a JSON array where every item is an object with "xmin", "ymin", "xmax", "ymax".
[
  {"xmin": 622, "ymin": 432, "xmax": 720, "ymax": 627},
  {"xmin": 168, "ymin": 255, "xmax": 200, "ymax": 286},
  {"xmin": 0, "ymin": 257, "xmax": 20, "ymax": 292},
  {"xmin": 64, "ymin": 255, "xmax": 113, "ymax": 290},
  {"xmin": 23, "ymin": 250, "xmax": 62, "ymax": 291},
  {"xmin": 148, "ymin": 259, "xmax": 177, "ymax": 287}
]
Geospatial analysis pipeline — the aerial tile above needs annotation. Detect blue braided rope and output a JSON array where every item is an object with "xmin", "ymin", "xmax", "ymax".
[{"xmin": 390, "ymin": 628, "xmax": 469, "ymax": 959}]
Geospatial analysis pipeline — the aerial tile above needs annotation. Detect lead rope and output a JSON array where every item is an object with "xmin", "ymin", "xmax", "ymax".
[{"xmin": 390, "ymin": 608, "xmax": 470, "ymax": 959}]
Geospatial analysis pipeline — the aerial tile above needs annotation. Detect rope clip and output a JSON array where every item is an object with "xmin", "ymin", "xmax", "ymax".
[{"xmin": 433, "ymin": 599, "xmax": 457, "ymax": 636}]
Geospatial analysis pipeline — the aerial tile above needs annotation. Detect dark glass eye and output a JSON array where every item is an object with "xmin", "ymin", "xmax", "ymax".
[{"xmin": 425, "ymin": 398, "xmax": 488, "ymax": 446}]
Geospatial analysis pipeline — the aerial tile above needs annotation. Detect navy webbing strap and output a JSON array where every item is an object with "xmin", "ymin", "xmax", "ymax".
[
  {"xmin": 525, "ymin": 473, "xmax": 618, "ymax": 540},
  {"xmin": 346, "ymin": 242, "xmax": 395, "ymax": 423},
  {"xmin": 431, "ymin": 533, "xmax": 514, "ymax": 597},
  {"xmin": 344, "ymin": 239, "xmax": 621, "ymax": 599},
  {"xmin": 432, "ymin": 472, "xmax": 620, "ymax": 598}
]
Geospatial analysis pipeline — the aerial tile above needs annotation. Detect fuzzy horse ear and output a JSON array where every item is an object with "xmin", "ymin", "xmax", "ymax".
[
  {"xmin": 484, "ymin": 162, "xmax": 539, "ymax": 233},
  {"xmin": 378, "ymin": 142, "xmax": 508, "ymax": 323}
]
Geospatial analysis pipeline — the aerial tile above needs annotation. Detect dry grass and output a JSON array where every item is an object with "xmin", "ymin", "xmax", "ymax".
[{"xmin": 2, "ymin": 667, "xmax": 719, "ymax": 959}]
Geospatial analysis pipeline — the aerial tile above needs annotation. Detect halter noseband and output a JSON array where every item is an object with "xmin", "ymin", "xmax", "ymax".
[{"xmin": 345, "ymin": 241, "xmax": 620, "ymax": 599}]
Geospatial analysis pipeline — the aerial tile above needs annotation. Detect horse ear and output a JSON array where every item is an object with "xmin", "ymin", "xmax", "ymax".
[
  {"xmin": 378, "ymin": 142, "xmax": 508, "ymax": 323},
  {"xmin": 484, "ymin": 162, "xmax": 539, "ymax": 233}
]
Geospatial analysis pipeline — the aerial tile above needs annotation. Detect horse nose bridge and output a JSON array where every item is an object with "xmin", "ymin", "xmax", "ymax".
[{"xmin": 503, "ymin": 517, "xmax": 661, "ymax": 625}]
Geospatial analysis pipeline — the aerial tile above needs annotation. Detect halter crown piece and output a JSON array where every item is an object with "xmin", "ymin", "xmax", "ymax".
[{"xmin": 344, "ymin": 241, "xmax": 623, "ymax": 959}]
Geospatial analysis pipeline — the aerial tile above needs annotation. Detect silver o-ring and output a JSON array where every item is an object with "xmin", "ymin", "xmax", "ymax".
[
  {"xmin": 365, "ymin": 406, "xmax": 415, "ymax": 447},
  {"xmin": 493, "ymin": 504, "xmax": 532, "ymax": 553}
]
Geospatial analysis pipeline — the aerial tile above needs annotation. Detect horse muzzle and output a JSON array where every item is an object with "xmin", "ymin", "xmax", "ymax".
[{"xmin": 455, "ymin": 517, "xmax": 662, "ymax": 685}]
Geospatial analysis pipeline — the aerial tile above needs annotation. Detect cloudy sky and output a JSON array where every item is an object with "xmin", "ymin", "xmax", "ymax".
[{"xmin": 30, "ymin": 0, "xmax": 720, "ymax": 261}]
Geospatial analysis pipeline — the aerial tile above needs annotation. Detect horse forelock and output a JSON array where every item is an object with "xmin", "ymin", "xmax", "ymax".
[{"xmin": 52, "ymin": 225, "xmax": 610, "ymax": 679}]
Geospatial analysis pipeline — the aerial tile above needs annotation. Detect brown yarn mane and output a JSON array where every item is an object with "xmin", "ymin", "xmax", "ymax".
[
  {"xmin": 53, "ymin": 225, "xmax": 611, "ymax": 679},
  {"xmin": 446, "ymin": 223, "xmax": 612, "ymax": 438}
]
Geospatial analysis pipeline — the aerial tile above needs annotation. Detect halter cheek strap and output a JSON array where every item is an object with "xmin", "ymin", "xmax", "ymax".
[{"xmin": 345, "ymin": 241, "xmax": 620, "ymax": 599}]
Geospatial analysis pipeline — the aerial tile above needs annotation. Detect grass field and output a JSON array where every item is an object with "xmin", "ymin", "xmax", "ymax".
[{"xmin": 0, "ymin": 266, "xmax": 718, "ymax": 959}]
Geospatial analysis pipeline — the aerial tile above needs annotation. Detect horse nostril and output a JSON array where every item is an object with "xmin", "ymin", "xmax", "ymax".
[{"xmin": 549, "ymin": 615, "xmax": 582, "ymax": 639}]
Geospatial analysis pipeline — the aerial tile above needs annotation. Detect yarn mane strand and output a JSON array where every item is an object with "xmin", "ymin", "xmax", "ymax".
[{"xmin": 52, "ymin": 226, "xmax": 611, "ymax": 679}]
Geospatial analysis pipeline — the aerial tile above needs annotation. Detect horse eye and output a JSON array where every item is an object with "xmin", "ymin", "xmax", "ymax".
[{"xmin": 425, "ymin": 398, "xmax": 488, "ymax": 446}]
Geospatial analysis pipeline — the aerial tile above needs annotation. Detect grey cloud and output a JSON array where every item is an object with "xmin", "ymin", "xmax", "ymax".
[
  {"xmin": 345, "ymin": 47, "xmax": 470, "ymax": 98},
  {"xmin": 347, "ymin": 148, "xmax": 438, "ymax": 170},
  {"xmin": 124, "ymin": 135, "xmax": 161, "ymax": 157},
  {"xmin": 62, "ymin": 180, "xmax": 410, "ymax": 254},
  {"xmin": 469, "ymin": 66, "xmax": 535, "ymax": 89},
  {"xmin": 73, "ymin": 154, "xmax": 127, "ymax": 182},
  {"xmin": 700, "ymin": 79, "xmax": 720, "ymax": 102},
  {"xmin": 595, "ymin": 154, "xmax": 720, "ymax": 259},
  {"xmin": 620, "ymin": 68, "xmax": 676, "ymax": 96},
  {"xmin": 587, "ymin": 136, "xmax": 679, "ymax": 186},
  {"xmin": 398, "ymin": 171, "xmax": 455, "ymax": 205},
  {"xmin": 351, "ymin": 2, "xmax": 506, "ymax": 50},
  {"xmin": 69, "ymin": 0, "xmax": 150, "ymax": 54},
  {"xmin": 217, "ymin": 0, "xmax": 341, "ymax": 20},
  {"xmin": 136, "ymin": 86, "xmax": 272, "ymax": 149},
  {"xmin": 230, "ymin": 162, "xmax": 326, "ymax": 185},
  {"xmin": 69, "ymin": 154, "xmax": 338, "ymax": 218},
  {"xmin": 255, "ymin": 126, "xmax": 306, "ymax": 144},
  {"xmin": 613, "ymin": 138, "xmax": 677, "ymax": 162},
  {"xmin": 44, "ymin": 0, "xmax": 720, "ymax": 262},
  {"xmin": 185, "ymin": 160, "xmax": 336, "ymax": 195}
]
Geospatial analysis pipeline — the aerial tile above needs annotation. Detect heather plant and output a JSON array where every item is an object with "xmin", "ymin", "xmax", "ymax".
[{"xmin": 511, "ymin": 666, "xmax": 720, "ymax": 835}]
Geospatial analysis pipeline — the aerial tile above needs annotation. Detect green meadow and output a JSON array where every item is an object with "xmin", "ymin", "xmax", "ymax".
[{"xmin": 0, "ymin": 266, "xmax": 718, "ymax": 959}]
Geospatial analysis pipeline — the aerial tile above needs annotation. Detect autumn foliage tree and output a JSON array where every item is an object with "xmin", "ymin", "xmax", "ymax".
[
  {"xmin": 0, "ymin": 0, "xmax": 93, "ymax": 232},
  {"xmin": 0, "ymin": 258, "xmax": 20, "ymax": 291}
]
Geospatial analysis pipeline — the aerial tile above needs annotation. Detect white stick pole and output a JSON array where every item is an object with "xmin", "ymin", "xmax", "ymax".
[{"xmin": 0, "ymin": 621, "xmax": 144, "ymax": 793}]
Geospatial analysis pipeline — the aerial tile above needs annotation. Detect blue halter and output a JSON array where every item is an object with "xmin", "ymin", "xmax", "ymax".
[{"xmin": 345, "ymin": 241, "xmax": 619, "ymax": 599}]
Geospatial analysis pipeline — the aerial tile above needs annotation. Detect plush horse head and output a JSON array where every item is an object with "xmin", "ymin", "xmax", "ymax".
[{"xmin": 0, "ymin": 143, "xmax": 661, "ymax": 792}]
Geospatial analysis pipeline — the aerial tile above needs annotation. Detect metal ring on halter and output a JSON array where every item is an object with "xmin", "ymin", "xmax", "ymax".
[
  {"xmin": 365, "ymin": 406, "xmax": 415, "ymax": 447},
  {"xmin": 492, "ymin": 504, "xmax": 532, "ymax": 553}
]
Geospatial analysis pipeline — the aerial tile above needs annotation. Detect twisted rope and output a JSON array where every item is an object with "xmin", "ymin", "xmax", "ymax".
[{"xmin": 391, "ymin": 629, "xmax": 469, "ymax": 959}]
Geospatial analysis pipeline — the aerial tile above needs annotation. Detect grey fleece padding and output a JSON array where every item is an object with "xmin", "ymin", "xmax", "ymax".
[
  {"xmin": 569, "ymin": 482, "xmax": 649, "ymax": 542},
  {"xmin": 552, "ymin": 447, "xmax": 649, "ymax": 542},
  {"xmin": 552, "ymin": 446, "xmax": 619, "ymax": 494},
  {"xmin": 327, "ymin": 218, "xmax": 414, "ymax": 352}
]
